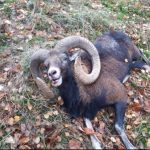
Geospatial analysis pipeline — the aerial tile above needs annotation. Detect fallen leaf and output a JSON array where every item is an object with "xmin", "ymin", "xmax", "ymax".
[
  {"xmin": 69, "ymin": 139, "xmax": 81, "ymax": 149},
  {"xmin": 27, "ymin": 102, "xmax": 32, "ymax": 110},
  {"xmin": 53, "ymin": 110, "xmax": 58, "ymax": 115},
  {"xmin": 65, "ymin": 132, "xmax": 70, "ymax": 137},
  {"xmin": 116, "ymin": 137, "xmax": 121, "ymax": 145},
  {"xmin": 4, "ymin": 20, "xmax": 11, "ymax": 24},
  {"xmin": 4, "ymin": 103, "xmax": 11, "ymax": 111},
  {"xmin": 8, "ymin": 64, "xmax": 22, "ymax": 74},
  {"xmin": 57, "ymin": 96, "xmax": 64, "ymax": 105},
  {"xmin": 0, "ymin": 130, "xmax": 3, "ymax": 137},
  {"xmin": 131, "ymin": 133, "xmax": 137, "ymax": 139},
  {"xmin": 57, "ymin": 136, "xmax": 61, "ymax": 142},
  {"xmin": 21, "ymin": 124, "xmax": 26, "ymax": 133},
  {"xmin": 14, "ymin": 116, "xmax": 21, "ymax": 123},
  {"xmin": 133, "ymin": 118, "xmax": 140, "ymax": 125},
  {"xmin": 34, "ymin": 137, "xmax": 40, "ymax": 144},
  {"xmin": 0, "ymin": 73, "xmax": 7, "ymax": 83},
  {"xmin": 141, "ymin": 120, "xmax": 147, "ymax": 124},
  {"xmin": 98, "ymin": 121, "xmax": 105, "ymax": 134},
  {"xmin": 110, "ymin": 137, "xmax": 116, "ymax": 143},
  {"xmin": 8, "ymin": 117, "xmax": 14, "ymax": 125},
  {"xmin": 83, "ymin": 128, "xmax": 95, "ymax": 135},
  {"xmin": 126, "ymin": 114, "xmax": 132, "ymax": 119},
  {"xmin": 0, "ymin": 92, "xmax": 6, "ymax": 100},
  {"xmin": 44, "ymin": 113, "xmax": 50, "ymax": 119},
  {"xmin": 126, "ymin": 125, "xmax": 132, "ymax": 130},
  {"xmin": 79, "ymin": 137, "xmax": 83, "ymax": 142},
  {"xmin": 128, "ymin": 91, "xmax": 134, "ymax": 96},
  {"xmin": 5, "ymin": 136, "xmax": 15, "ymax": 144},
  {"xmin": 40, "ymin": 128, "xmax": 45, "ymax": 134},
  {"xmin": 19, "ymin": 145, "xmax": 31, "ymax": 149},
  {"xmin": 14, "ymin": 133, "xmax": 21, "ymax": 143},
  {"xmin": 147, "ymin": 138, "xmax": 150, "ymax": 148},
  {"xmin": 19, "ymin": 137, "xmax": 30, "ymax": 144},
  {"xmin": 128, "ymin": 103, "xmax": 142, "ymax": 112},
  {"xmin": 143, "ymin": 100, "xmax": 150, "ymax": 113},
  {"xmin": 78, "ymin": 126, "xmax": 84, "ymax": 132},
  {"xmin": 64, "ymin": 124, "xmax": 70, "ymax": 128}
]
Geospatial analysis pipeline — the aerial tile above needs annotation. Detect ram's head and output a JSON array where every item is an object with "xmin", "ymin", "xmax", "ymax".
[{"xmin": 30, "ymin": 36, "xmax": 101, "ymax": 98}]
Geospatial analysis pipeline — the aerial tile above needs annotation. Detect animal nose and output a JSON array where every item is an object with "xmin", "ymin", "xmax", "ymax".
[{"xmin": 49, "ymin": 70, "xmax": 57, "ymax": 76}]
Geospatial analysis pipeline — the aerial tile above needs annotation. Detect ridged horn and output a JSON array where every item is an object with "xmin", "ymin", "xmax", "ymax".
[
  {"xmin": 30, "ymin": 49, "xmax": 55, "ymax": 98},
  {"xmin": 54, "ymin": 36, "xmax": 101, "ymax": 84}
]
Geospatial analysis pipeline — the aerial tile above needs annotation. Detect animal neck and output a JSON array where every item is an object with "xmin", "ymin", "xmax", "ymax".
[{"xmin": 58, "ymin": 67, "xmax": 82, "ymax": 118}]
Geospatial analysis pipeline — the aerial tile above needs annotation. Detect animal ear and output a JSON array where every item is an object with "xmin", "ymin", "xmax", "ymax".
[{"xmin": 69, "ymin": 51, "xmax": 81, "ymax": 61}]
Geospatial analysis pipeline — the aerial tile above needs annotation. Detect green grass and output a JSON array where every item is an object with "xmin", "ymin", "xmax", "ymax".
[
  {"xmin": 135, "ymin": 120, "xmax": 150, "ymax": 147},
  {"xmin": 0, "ymin": 0, "xmax": 16, "ymax": 17},
  {"xmin": 101, "ymin": 0, "xmax": 150, "ymax": 19},
  {"xmin": 0, "ymin": 0, "xmax": 150, "ymax": 149}
]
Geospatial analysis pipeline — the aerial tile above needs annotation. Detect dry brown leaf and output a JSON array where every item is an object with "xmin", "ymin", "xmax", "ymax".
[
  {"xmin": 116, "ymin": 137, "xmax": 121, "ymax": 145},
  {"xmin": 21, "ymin": 124, "xmax": 26, "ymax": 133},
  {"xmin": 128, "ymin": 103, "xmax": 142, "ymax": 112},
  {"xmin": 5, "ymin": 136, "xmax": 15, "ymax": 144},
  {"xmin": 0, "ymin": 73, "xmax": 7, "ymax": 83},
  {"xmin": 83, "ymin": 128, "xmax": 95, "ymax": 135},
  {"xmin": 0, "ymin": 130, "xmax": 3, "ymax": 137},
  {"xmin": 4, "ymin": 104, "xmax": 11, "ymax": 112},
  {"xmin": 33, "ymin": 137, "xmax": 40, "ymax": 144},
  {"xmin": 69, "ymin": 139, "xmax": 81, "ymax": 149},
  {"xmin": 79, "ymin": 137, "xmax": 83, "ymax": 142},
  {"xmin": 64, "ymin": 124, "xmax": 70, "ymax": 128},
  {"xmin": 65, "ymin": 132, "xmax": 70, "ymax": 137},
  {"xmin": 131, "ymin": 133, "xmax": 137, "ymax": 139},
  {"xmin": 27, "ymin": 102, "xmax": 32, "ymax": 110},
  {"xmin": 110, "ymin": 137, "xmax": 116, "ymax": 143},
  {"xmin": 0, "ymin": 92, "xmax": 6, "ymax": 100},
  {"xmin": 143, "ymin": 100, "xmax": 150, "ymax": 113},
  {"xmin": 126, "ymin": 114, "xmax": 132, "ymax": 119},
  {"xmin": 19, "ymin": 145, "xmax": 31, "ymax": 149},
  {"xmin": 147, "ymin": 138, "xmax": 150, "ymax": 148},
  {"xmin": 14, "ymin": 133, "xmax": 22, "ymax": 143},
  {"xmin": 57, "ymin": 136, "xmax": 61, "ymax": 142},
  {"xmin": 53, "ymin": 110, "xmax": 59, "ymax": 115},
  {"xmin": 44, "ymin": 113, "xmax": 50, "ymax": 119},
  {"xmin": 8, "ymin": 64, "xmax": 22, "ymax": 74},
  {"xmin": 14, "ymin": 116, "xmax": 21, "ymax": 123},
  {"xmin": 128, "ymin": 91, "xmax": 134, "ymax": 96},
  {"xmin": 8, "ymin": 117, "xmax": 14, "ymax": 125},
  {"xmin": 57, "ymin": 96, "xmax": 64, "ymax": 105},
  {"xmin": 98, "ymin": 121, "xmax": 105, "ymax": 133},
  {"xmin": 133, "ymin": 118, "xmax": 141, "ymax": 125},
  {"xmin": 126, "ymin": 125, "xmax": 132, "ymax": 130},
  {"xmin": 19, "ymin": 137, "xmax": 30, "ymax": 144}
]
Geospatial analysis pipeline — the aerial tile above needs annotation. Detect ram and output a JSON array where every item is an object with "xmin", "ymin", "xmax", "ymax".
[{"xmin": 30, "ymin": 31, "xmax": 150, "ymax": 149}]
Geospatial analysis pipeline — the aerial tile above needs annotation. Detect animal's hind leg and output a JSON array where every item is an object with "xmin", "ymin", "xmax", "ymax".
[{"xmin": 114, "ymin": 101, "xmax": 136, "ymax": 149}]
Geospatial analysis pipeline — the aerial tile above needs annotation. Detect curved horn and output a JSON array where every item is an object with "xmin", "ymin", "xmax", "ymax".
[
  {"xmin": 54, "ymin": 36, "xmax": 101, "ymax": 84},
  {"xmin": 30, "ymin": 49, "xmax": 55, "ymax": 98}
]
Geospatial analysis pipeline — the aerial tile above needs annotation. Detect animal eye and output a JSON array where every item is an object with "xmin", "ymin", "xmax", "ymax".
[
  {"xmin": 44, "ymin": 62, "xmax": 49, "ymax": 69},
  {"xmin": 61, "ymin": 55, "xmax": 68, "ymax": 62},
  {"xmin": 43, "ymin": 64, "xmax": 48, "ymax": 70}
]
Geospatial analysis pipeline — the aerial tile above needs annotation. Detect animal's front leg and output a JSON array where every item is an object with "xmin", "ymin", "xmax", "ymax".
[
  {"xmin": 84, "ymin": 118, "xmax": 102, "ymax": 149},
  {"xmin": 114, "ymin": 101, "xmax": 137, "ymax": 149}
]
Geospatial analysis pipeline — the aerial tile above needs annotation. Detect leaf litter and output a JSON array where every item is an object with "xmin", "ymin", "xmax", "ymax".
[{"xmin": 0, "ymin": 0, "xmax": 149, "ymax": 149}]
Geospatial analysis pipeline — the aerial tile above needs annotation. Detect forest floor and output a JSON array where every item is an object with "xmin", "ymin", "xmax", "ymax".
[{"xmin": 0, "ymin": 0, "xmax": 150, "ymax": 149}]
